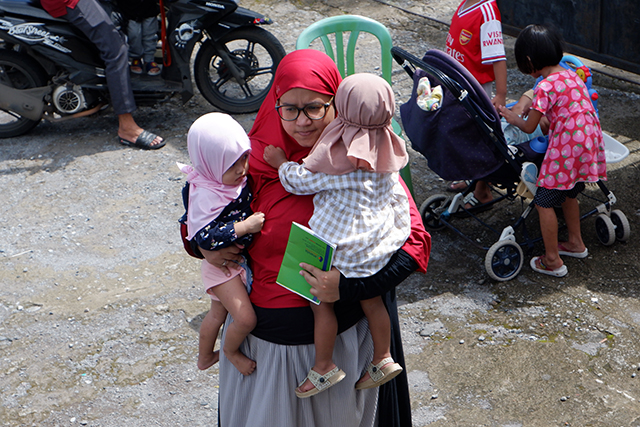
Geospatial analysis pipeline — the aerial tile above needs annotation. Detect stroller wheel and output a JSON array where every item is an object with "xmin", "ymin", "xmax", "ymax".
[
  {"xmin": 595, "ymin": 214, "xmax": 616, "ymax": 246},
  {"xmin": 484, "ymin": 240, "xmax": 524, "ymax": 282},
  {"xmin": 610, "ymin": 209, "xmax": 631, "ymax": 242},
  {"xmin": 419, "ymin": 194, "xmax": 449, "ymax": 230}
]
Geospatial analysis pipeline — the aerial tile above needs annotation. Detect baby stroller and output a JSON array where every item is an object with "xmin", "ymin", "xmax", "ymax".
[{"xmin": 391, "ymin": 47, "xmax": 631, "ymax": 281}]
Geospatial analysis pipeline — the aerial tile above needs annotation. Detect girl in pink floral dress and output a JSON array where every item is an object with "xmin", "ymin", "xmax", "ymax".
[{"xmin": 499, "ymin": 24, "xmax": 606, "ymax": 277}]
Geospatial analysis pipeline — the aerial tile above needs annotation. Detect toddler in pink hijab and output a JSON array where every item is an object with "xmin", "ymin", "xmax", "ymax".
[
  {"xmin": 178, "ymin": 113, "xmax": 264, "ymax": 375},
  {"xmin": 264, "ymin": 73, "xmax": 410, "ymax": 397}
]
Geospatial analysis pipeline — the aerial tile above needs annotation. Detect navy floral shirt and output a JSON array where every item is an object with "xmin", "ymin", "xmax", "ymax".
[{"xmin": 193, "ymin": 184, "xmax": 254, "ymax": 251}]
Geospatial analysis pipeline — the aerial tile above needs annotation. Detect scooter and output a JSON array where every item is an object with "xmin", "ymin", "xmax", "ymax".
[{"xmin": 0, "ymin": 0, "xmax": 286, "ymax": 137}]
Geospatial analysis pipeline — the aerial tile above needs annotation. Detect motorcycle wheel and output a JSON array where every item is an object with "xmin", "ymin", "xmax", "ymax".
[
  {"xmin": 195, "ymin": 26, "xmax": 285, "ymax": 114},
  {"xmin": 0, "ymin": 49, "xmax": 48, "ymax": 138}
]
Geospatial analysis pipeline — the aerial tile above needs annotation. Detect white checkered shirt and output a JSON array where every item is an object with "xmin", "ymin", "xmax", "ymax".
[{"xmin": 279, "ymin": 162, "xmax": 411, "ymax": 277}]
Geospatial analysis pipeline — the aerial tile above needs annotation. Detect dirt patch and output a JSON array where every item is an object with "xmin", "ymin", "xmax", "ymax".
[{"xmin": 2, "ymin": 1, "xmax": 640, "ymax": 426}]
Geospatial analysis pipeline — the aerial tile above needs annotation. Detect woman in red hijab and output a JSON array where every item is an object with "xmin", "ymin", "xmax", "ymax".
[{"xmin": 209, "ymin": 49, "xmax": 430, "ymax": 427}]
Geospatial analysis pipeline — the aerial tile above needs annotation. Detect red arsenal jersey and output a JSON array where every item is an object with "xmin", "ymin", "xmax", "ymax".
[{"xmin": 446, "ymin": 0, "xmax": 506, "ymax": 84}]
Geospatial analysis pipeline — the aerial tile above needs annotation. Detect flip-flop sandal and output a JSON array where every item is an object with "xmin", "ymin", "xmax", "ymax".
[
  {"xmin": 355, "ymin": 357, "xmax": 403, "ymax": 390},
  {"xmin": 557, "ymin": 243, "xmax": 588, "ymax": 258},
  {"xmin": 295, "ymin": 366, "xmax": 346, "ymax": 398},
  {"xmin": 130, "ymin": 58, "xmax": 143, "ymax": 75},
  {"xmin": 454, "ymin": 194, "xmax": 493, "ymax": 218},
  {"xmin": 530, "ymin": 256, "xmax": 568, "ymax": 277},
  {"xmin": 146, "ymin": 61, "xmax": 161, "ymax": 76},
  {"xmin": 446, "ymin": 180, "xmax": 472, "ymax": 192},
  {"xmin": 119, "ymin": 130, "xmax": 165, "ymax": 150}
]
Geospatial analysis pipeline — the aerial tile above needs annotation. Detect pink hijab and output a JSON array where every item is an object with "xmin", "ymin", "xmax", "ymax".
[
  {"xmin": 303, "ymin": 73, "xmax": 408, "ymax": 174},
  {"xmin": 178, "ymin": 113, "xmax": 251, "ymax": 240}
]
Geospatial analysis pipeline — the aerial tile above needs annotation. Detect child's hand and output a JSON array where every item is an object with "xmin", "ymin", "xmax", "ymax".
[
  {"xmin": 498, "ymin": 104, "xmax": 518, "ymax": 125},
  {"xmin": 491, "ymin": 93, "xmax": 506, "ymax": 111},
  {"xmin": 263, "ymin": 145, "xmax": 288, "ymax": 169},
  {"xmin": 243, "ymin": 212, "xmax": 265, "ymax": 234}
]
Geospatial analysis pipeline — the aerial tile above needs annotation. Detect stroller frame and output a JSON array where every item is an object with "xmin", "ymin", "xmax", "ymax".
[{"xmin": 392, "ymin": 47, "xmax": 630, "ymax": 281}]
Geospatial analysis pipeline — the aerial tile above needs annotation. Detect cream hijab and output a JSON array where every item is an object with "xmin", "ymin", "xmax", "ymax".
[{"xmin": 303, "ymin": 73, "xmax": 408, "ymax": 175}]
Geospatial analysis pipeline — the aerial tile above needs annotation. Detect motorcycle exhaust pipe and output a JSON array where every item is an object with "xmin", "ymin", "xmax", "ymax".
[{"xmin": 0, "ymin": 84, "xmax": 50, "ymax": 122}]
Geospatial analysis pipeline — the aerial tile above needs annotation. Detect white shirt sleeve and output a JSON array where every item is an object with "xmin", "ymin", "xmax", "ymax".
[{"xmin": 480, "ymin": 19, "xmax": 506, "ymax": 64}]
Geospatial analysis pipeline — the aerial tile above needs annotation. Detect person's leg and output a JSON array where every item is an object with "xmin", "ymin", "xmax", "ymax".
[
  {"xmin": 211, "ymin": 276, "xmax": 257, "ymax": 376},
  {"xmin": 559, "ymin": 189, "xmax": 586, "ymax": 254},
  {"xmin": 198, "ymin": 299, "xmax": 226, "ymax": 370},
  {"xmin": 126, "ymin": 19, "xmax": 143, "ymax": 59},
  {"xmin": 296, "ymin": 302, "xmax": 338, "ymax": 393},
  {"xmin": 535, "ymin": 205, "xmax": 563, "ymax": 269},
  {"xmin": 471, "ymin": 181, "xmax": 492, "ymax": 204},
  {"xmin": 141, "ymin": 16, "xmax": 159, "ymax": 65},
  {"xmin": 356, "ymin": 296, "xmax": 393, "ymax": 385},
  {"xmin": 126, "ymin": 19, "xmax": 143, "ymax": 74},
  {"xmin": 64, "ymin": 0, "xmax": 162, "ymax": 146}
]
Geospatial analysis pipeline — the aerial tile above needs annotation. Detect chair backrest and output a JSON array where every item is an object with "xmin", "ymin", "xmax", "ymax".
[
  {"xmin": 296, "ymin": 15, "xmax": 415, "ymax": 196},
  {"xmin": 295, "ymin": 15, "xmax": 393, "ymax": 85}
]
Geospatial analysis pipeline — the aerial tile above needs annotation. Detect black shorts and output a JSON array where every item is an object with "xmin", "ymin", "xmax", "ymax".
[{"xmin": 534, "ymin": 182, "xmax": 586, "ymax": 208}]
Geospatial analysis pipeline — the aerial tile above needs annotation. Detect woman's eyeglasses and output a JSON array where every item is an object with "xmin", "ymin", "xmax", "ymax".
[{"xmin": 275, "ymin": 99, "xmax": 333, "ymax": 121}]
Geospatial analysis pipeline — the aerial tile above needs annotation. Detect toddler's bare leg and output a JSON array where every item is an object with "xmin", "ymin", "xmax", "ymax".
[
  {"xmin": 197, "ymin": 300, "xmax": 226, "ymax": 370},
  {"xmin": 212, "ymin": 276, "xmax": 257, "ymax": 375},
  {"xmin": 356, "ymin": 296, "xmax": 393, "ymax": 385},
  {"xmin": 296, "ymin": 302, "xmax": 338, "ymax": 393}
]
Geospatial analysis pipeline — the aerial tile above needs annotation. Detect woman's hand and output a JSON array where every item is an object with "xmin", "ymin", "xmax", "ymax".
[
  {"xmin": 200, "ymin": 245, "xmax": 244, "ymax": 276},
  {"xmin": 300, "ymin": 263, "xmax": 341, "ymax": 303}
]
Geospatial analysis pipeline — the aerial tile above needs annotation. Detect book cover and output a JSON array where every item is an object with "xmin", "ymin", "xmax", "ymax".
[{"xmin": 276, "ymin": 222, "xmax": 336, "ymax": 305}]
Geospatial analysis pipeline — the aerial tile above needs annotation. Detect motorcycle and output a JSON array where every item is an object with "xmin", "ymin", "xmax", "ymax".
[{"xmin": 0, "ymin": 0, "xmax": 286, "ymax": 138}]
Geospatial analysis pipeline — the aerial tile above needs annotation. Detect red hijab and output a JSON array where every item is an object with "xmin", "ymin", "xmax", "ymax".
[
  {"xmin": 248, "ymin": 49, "xmax": 343, "ymax": 308},
  {"xmin": 248, "ymin": 49, "xmax": 430, "ymax": 309}
]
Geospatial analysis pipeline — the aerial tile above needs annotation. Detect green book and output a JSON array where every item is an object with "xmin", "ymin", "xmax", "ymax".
[{"xmin": 276, "ymin": 222, "xmax": 336, "ymax": 305}]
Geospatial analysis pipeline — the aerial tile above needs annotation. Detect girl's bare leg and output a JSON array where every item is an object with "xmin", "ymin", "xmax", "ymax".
[
  {"xmin": 559, "ymin": 197, "xmax": 586, "ymax": 253},
  {"xmin": 296, "ymin": 302, "xmax": 338, "ymax": 393},
  {"xmin": 356, "ymin": 296, "xmax": 393, "ymax": 385},
  {"xmin": 211, "ymin": 276, "xmax": 257, "ymax": 375},
  {"xmin": 536, "ymin": 205, "xmax": 563, "ymax": 269},
  {"xmin": 197, "ymin": 300, "xmax": 227, "ymax": 370}
]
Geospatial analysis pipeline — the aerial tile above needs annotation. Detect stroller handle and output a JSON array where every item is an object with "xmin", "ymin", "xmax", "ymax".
[{"xmin": 391, "ymin": 46, "xmax": 467, "ymax": 102}]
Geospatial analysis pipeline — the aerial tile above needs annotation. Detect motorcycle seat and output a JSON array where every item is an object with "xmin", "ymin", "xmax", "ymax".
[{"xmin": 0, "ymin": 0, "xmax": 66, "ymax": 23}]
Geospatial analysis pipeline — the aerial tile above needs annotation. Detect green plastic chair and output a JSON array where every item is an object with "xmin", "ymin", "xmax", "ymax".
[{"xmin": 296, "ymin": 15, "xmax": 414, "ymax": 196}]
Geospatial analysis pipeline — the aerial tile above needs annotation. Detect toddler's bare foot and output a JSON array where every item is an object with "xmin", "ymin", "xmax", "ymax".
[
  {"xmin": 225, "ymin": 349, "xmax": 256, "ymax": 376},
  {"xmin": 197, "ymin": 350, "xmax": 220, "ymax": 370}
]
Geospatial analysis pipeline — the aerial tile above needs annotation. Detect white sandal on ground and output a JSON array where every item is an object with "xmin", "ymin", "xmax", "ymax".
[{"xmin": 355, "ymin": 357, "xmax": 403, "ymax": 390}]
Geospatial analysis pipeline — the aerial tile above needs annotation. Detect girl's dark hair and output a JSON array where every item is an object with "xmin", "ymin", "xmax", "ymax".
[{"xmin": 514, "ymin": 24, "xmax": 564, "ymax": 74}]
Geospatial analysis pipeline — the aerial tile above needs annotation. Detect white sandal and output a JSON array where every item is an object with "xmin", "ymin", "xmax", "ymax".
[
  {"xmin": 295, "ymin": 366, "xmax": 346, "ymax": 398},
  {"xmin": 355, "ymin": 357, "xmax": 403, "ymax": 390}
]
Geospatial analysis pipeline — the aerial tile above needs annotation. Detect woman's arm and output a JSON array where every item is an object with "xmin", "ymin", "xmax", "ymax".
[
  {"xmin": 200, "ymin": 245, "xmax": 244, "ymax": 276},
  {"xmin": 302, "ymin": 249, "xmax": 417, "ymax": 303}
]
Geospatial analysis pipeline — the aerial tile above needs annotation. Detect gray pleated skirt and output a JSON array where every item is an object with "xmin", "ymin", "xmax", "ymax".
[{"xmin": 219, "ymin": 316, "xmax": 378, "ymax": 427}]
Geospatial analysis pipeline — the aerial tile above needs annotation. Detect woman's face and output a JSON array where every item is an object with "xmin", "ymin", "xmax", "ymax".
[{"xmin": 277, "ymin": 88, "xmax": 335, "ymax": 148}]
